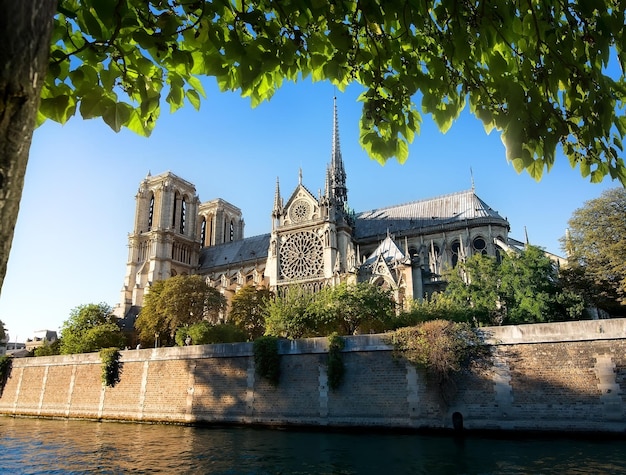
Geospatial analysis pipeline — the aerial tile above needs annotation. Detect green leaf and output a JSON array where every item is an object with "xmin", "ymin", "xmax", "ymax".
[
  {"xmin": 126, "ymin": 110, "xmax": 155, "ymax": 137},
  {"xmin": 91, "ymin": 0, "xmax": 116, "ymax": 34},
  {"xmin": 187, "ymin": 76, "xmax": 206, "ymax": 98},
  {"xmin": 39, "ymin": 95, "xmax": 76, "ymax": 124},
  {"xmin": 526, "ymin": 160, "xmax": 544, "ymax": 181},
  {"xmin": 80, "ymin": 9, "xmax": 103, "ymax": 40},
  {"xmin": 102, "ymin": 102, "xmax": 133, "ymax": 132},
  {"xmin": 510, "ymin": 158, "xmax": 526, "ymax": 173},
  {"xmin": 166, "ymin": 83, "xmax": 184, "ymax": 113},
  {"xmin": 79, "ymin": 92, "xmax": 108, "ymax": 119},
  {"xmin": 186, "ymin": 89, "xmax": 201, "ymax": 110},
  {"xmin": 395, "ymin": 139, "xmax": 409, "ymax": 164}
]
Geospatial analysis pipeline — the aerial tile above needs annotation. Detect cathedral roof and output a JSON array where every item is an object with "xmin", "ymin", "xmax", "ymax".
[
  {"xmin": 363, "ymin": 234, "xmax": 407, "ymax": 266},
  {"xmin": 353, "ymin": 189, "xmax": 509, "ymax": 241},
  {"xmin": 198, "ymin": 233, "xmax": 270, "ymax": 272}
]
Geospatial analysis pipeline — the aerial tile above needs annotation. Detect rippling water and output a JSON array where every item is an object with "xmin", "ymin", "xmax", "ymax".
[{"xmin": 1, "ymin": 417, "xmax": 625, "ymax": 474}]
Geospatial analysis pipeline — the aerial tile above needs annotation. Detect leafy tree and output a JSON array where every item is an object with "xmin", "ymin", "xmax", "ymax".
[
  {"xmin": 265, "ymin": 282, "xmax": 396, "ymax": 338},
  {"xmin": 60, "ymin": 303, "xmax": 126, "ymax": 354},
  {"xmin": 499, "ymin": 245, "xmax": 563, "ymax": 323},
  {"xmin": 264, "ymin": 286, "xmax": 322, "ymax": 339},
  {"xmin": 444, "ymin": 246, "xmax": 585, "ymax": 325},
  {"xmin": 3, "ymin": 1, "xmax": 626, "ymax": 295},
  {"xmin": 134, "ymin": 279, "xmax": 167, "ymax": 346},
  {"xmin": 228, "ymin": 285, "xmax": 273, "ymax": 341},
  {"xmin": 0, "ymin": 319, "xmax": 5, "ymax": 343},
  {"xmin": 135, "ymin": 275, "xmax": 226, "ymax": 346},
  {"xmin": 562, "ymin": 188, "xmax": 626, "ymax": 315},
  {"xmin": 175, "ymin": 321, "xmax": 245, "ymax": 346},
  {"xmin": 444, "ymin": 254, "xmax": 504, "ymax": 325},
  {"xmin": 318, "ymin": 283, "xmax": 396, "ymax": 335}
]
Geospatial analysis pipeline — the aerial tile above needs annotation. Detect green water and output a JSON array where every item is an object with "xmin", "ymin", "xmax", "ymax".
[{"xmin": 1, "ymin": 417, "xmax": 625, "ymax": 474}]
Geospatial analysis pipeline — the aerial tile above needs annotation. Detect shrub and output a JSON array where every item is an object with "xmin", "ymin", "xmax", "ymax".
[
  {"xmin": 175, "ymin": 322, "xmax": 246, "ymax": 346},
  {"xmin": 34, "ymin": 339, "xmax": 61, "ymax": 356},
  {"xmin": 253, "ymin": 336, "xmax": 280, "ymax": 386},
  {"xmin": 99, "ymin": 348, "xmax": 122, "ymax": 387},
  {"xmin": 389, "ymin": 320, "xmax": 487, "ymax": 402}
]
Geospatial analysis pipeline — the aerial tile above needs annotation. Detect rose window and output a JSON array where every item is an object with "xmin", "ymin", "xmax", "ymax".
[
  {"xmin": 279, "ymin": 231, "xmax": 324, "ymax": 279},
  {"xmin": 289, "ymin": 199, "xmax": 311, "ymax": 223}
]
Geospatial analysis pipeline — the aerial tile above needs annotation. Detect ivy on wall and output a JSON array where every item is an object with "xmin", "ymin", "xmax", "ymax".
[
  {"xmin": 326, "ymin": 333, "xmax": 345, "ymax": 391},
  {"xmin": 253, "ymin": 336, "xmax": 280, "ymax": 386},
  {"xmin": 0, "ymin": 356, "xmax": 11, "ymax": 396},
  {"xmin": 99, "ymin": 348, "xmax": 122, "ymax": 388}
]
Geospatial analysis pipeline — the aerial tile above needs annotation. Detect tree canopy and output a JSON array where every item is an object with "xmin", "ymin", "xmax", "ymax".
[
  {"xmin": 45, "ymin": 1, "xmax": 626, "ymax": 183},
  {"xmin": 315, "ymin": 282, "xmax": 396, "ymax": 335},
  {"xmin": 59, "ymin": 302, "xmax": 126, "ymax": 354},
  {"xmin": 135, "ymin": 274, "xmax": 227, "ymax": 346},
  {"xmin": 562, "ymin": 187, "xmax": 626, "ymax": 313},
  {"xmin": 444, "ymin": 246, "xmax": 585, "ymax": 325},
  {"xmin": 228, "ymin": 285, "xmax": 273, "ymax": 341},
  {"xmin": 264, "ymin": 282, "xmax": 396, "ymax": 338}
]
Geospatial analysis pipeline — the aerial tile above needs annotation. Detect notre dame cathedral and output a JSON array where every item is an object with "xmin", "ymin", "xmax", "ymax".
[{"xmin": 115, "ymin": 100, "xmax": 512, "ymax": 322}]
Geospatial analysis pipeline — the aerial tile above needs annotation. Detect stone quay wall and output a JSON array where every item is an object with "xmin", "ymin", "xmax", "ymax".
[{"xmin": 1, "ymin": 318, "xmax": 625, "ymax": 433}]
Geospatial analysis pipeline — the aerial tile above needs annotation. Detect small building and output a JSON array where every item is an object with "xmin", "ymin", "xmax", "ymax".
[
  {"xmin": 25, "ymin": 330, "xmax": 58, "ymax": 352},
  {"xmin": 6, "ymin": 342, "xmax": 28, "ymax": 357}
]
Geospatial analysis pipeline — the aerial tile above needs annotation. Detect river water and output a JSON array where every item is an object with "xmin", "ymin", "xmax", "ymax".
[{"xmin": 1, "ymin": 417, "xmax": 625, "ymax": 474}]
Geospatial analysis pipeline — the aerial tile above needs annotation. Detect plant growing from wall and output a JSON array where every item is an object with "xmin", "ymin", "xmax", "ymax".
[
  {"xmin": 389, "ymin": 320, "xmax": 488, "ymax": 403},
  {"xmin": 0, "ymin": 356, "xmax": 11, "ymax": 396},
  {"xmin": 326, "ymin": 333, "xmax": 345, "ymax": 391},
  {"xmin": 253, "ymin": 336, "xmax": 280, "ymax": 386},
  {"xmin": 99, "ymin": 348, "xmax": 122, "ymax": 388}
]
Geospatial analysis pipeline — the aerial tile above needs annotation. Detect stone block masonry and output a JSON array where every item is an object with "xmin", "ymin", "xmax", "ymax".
[{"xmin": 1, "ymin": 319, "xmax": 626, "ymax": 433}]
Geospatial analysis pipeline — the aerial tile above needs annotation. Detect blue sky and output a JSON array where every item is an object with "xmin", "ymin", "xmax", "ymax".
[{"xmin": 0, "ymin": 79, "xmax": 618, "ymax": 343}]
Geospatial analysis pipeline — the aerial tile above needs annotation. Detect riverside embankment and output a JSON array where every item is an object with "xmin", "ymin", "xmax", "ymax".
[{"xmin": 1, "ymin": 318, "xmax": 625, "ymax": 433}]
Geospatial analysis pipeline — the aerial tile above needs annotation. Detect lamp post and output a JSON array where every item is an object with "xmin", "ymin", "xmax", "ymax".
[{"xmin": 154, "ymin": 333, "xmax": 159, "ymax": 348}]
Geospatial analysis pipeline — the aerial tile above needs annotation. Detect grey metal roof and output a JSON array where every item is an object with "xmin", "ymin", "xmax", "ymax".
[
  {"xmin": 198, "ymin": 233, "xmax": 271, "ymax": 271},
  {"xmin": 353, "ymin": 189, "xmax": 508, "ymax": 241}
]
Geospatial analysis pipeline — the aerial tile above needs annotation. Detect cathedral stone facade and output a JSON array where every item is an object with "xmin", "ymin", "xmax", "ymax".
[{"xmin": 116, "ymin": 100, "xmax": 511, "ymax": 321}]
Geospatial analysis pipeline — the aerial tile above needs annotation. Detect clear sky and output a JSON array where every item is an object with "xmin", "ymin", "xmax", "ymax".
[{"xmin": 0, "ymin": 79, "xmax": 618, "ymax": 343}]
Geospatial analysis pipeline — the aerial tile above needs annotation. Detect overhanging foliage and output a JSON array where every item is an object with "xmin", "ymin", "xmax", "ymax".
[{"xmin": 45, "ymin": 1, "xmax": 626, "ymax": 183}]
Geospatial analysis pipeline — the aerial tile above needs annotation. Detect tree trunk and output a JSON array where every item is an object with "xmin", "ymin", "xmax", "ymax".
[{"xmin": 0, "ymin": 1, "xmax": 56, "ymax": 293}]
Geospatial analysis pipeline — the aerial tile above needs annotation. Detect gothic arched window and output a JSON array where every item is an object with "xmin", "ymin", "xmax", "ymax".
[
  {"xmin": 229, "ymin": 220, "xmax": 234, "ymax": 241},
  {"xmin": 473, "ymin": 236, "xmax": 487, "ymax": 255},
  {"xmin": 451, "ymin": 240, "xmax": 461, "ymax": 268},
  {"xmin": 147, "ymin": 193, "xmax": 154, "ymax": 230},
  {"xmin": 495, "ymin": 235, "xmax": 504, "ymax": 263},
  {"xmin": 172, "ymin": 191, "xmax": 178, "ymax": 227},
  {"xmin": 180, "ymin": 197, "xmax": 187, "ymax": 234},
  {"xmin": 200, "ymin": 218, "xmax": 207, "ymax": 247}
]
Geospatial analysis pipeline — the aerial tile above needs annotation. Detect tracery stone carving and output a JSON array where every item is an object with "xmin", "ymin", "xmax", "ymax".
[
  {"xmin": 289, "ymin": 199, "xmax": 311, "ymax": 223},
  {"xmin": 279, "ymin": 231, "xmax": 323, "ymax": 279}
]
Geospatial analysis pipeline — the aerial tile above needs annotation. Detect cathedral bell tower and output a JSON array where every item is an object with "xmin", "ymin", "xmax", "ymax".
[
  {"xmin": 264, "ymin": 98, "xmax": 356, "ymax": 292},
  {"xmin": 118, "ymin": 171, "xmax": 201, "ymax": 315}
]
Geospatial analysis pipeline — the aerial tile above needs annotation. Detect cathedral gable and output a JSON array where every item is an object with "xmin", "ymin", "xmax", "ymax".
[{"xmin": 282, "ymin": 184, "xmax": 320, "ymax": 227}]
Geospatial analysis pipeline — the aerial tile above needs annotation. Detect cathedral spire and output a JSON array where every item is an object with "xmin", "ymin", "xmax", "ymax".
[
  {"xmin": 330, "ymin": 96, "xmax": 347, "ymax": 208},
  {"xmin": 272, "ymin": 177, "xmax": 282, "ymax": 218},
  {"xmin": 324, "ymin": 165, "xmax": 331, "ymax": 198}
]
